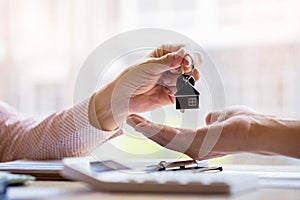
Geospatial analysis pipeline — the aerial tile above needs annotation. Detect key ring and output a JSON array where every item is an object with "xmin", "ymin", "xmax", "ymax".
[
  {"xmin": 181, "ymin": 54, "xmax": 195, "ymax": 83},
  {"xmin": 181, "ymin": 54, "xmax": 194, "ymax": 74}
]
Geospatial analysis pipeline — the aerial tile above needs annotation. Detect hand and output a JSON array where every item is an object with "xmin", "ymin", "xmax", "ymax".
[
  {"xmin": 90, "ymin": 45, "xmax": 201, "ymax": 131},
  {"xmin": 126, "ymin": 106, "xmax": 300, "ymax": 159}
]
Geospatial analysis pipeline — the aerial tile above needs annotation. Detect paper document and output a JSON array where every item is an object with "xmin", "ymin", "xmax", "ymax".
[{"xmin": 0, "ymin": 160, "xmax": 64, "ymax": 180}]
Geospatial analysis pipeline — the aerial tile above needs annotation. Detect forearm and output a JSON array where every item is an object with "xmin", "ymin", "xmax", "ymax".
[
  {"xmin": 92, "ymin": 74, "xmax": 131, "ymax": 131},
  {"xmin": 91, "ymin": 82, "xmax": 119, "ymax": 131},
  {"xmin": 0, "ymin": 98, "xmax": 121, "ymax": 162},
  {"xmin": 250, "ymin": 115, "xmax": 300, "ymax": 158}
]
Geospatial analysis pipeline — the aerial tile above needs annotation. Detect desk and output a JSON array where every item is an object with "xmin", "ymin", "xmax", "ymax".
[
  {"xmin": 6, "ymin": 164, "xmax": 300, "ymax": 200},
  {"xmin": 6, "ymin": 181, "xmax": 300, "ymax": 200}
]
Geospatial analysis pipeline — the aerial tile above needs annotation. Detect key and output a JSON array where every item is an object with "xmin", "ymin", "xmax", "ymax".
[{"xmin": 175, "ymin": 55, "xmax": 200, "ymax": 111}]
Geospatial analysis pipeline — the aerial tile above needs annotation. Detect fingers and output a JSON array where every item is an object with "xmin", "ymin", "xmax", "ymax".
[
  {"xmin": 126, "ymin": 114, "xmax": 179, "ymax": 147},
  {"xmin": 161, "ymin": 73, "xmax": 178, "ymax": 86},
  {"xmin": 194, "ymin": 52, "xmax": 203, "ymax": 67},
  {"xmin": 127, "ymin": 114, "xmax": 230, "ymax": 160},
  {"xmin": 145, "ymin": 45, "xmax": 203, "ymax": 81},
  {"xmin": 193, "ymin": 68, "xmax": 201, "ymax": 81},
  {"xmin": 205, "ymin": 105, "xmax": 256, "ymax": 125},
  {"xmin": 146, "ymin": 47, "xmax": 187, "ymax": 74},
  {"xmin": 182, "ymin": 55, "xmax": 193, "ymax": 73},
  {"xmin": 145, "ymin": 47, "xmax": 199, "ymax": 75},
  {"xmin": 127, "ymin": 114, "xmax": 200, "ymax": 155},
  {"xmin": 126, "ymin": 114, "xmax": 149, "ymax": 126},
  {"xmin": 150, "ymin": 44, "xmax": 185, "ymax": 58},
  {"xmin": 165, "ymin": 86, "xmax": 177, "ymax": 94},
  {"xmin": 182, "ymin": 52, "xmax": 203, "ymax": 76},
  {"xmin": 206, "ymin": 110, "xmax": 227, "ymax": 125},
  {"xmin": 161, "ymin": 72, "xmax": 180, "ymax": 87}
]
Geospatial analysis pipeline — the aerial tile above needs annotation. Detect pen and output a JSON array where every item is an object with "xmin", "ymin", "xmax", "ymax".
[
  {"xmin": 147, "ymin": 159, "xmax": 223, "ymax": 172},
  {"xmin": 192, "ymin": 166, "xmax": 223, "ymax": 173}
]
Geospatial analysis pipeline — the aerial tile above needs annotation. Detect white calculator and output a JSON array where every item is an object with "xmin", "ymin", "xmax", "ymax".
[{"xmin": 61, "ymin": 157, "xmax": 258, "ymax": 194}]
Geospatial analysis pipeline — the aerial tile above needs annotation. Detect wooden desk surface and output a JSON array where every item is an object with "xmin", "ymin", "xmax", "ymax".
[
  {"xmin": 5, "ymin": 180, "xmax": 299, "ymax": 200},
  {"xmin": 5, "ymin": 164, "xmax": 300, "ymax": 200}
]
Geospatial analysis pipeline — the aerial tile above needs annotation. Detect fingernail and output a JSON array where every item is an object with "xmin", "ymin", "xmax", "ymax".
[
  {"xmin": 177, "ymin": 47, "xmax": 186, "ymax": 54},
  {"xmin": 126, "ymin": 115, "xmax": 133, "ymax": 121},
  {"xmin": 169, "ymin": 69, "xmax": 181, "ymax": 74},
  {"xmin": 136, "ymin": 122, "xmax": 148, "ymax": 128},
  {"xmin": 194, "ymin": 52, "xmax": 203, "ymax": 66},
  {"xmin": 175, "ymin": 47, "xmax": 186, "ymax": 60},
  {"xmin": 126, "ymin": 116, "xmax": 136, "ymax": 126}
]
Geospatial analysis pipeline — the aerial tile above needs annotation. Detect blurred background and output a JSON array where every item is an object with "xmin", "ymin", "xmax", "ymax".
[{"xmin": 0, "ymin": 0, "xmax": 300, "ymax": 164}]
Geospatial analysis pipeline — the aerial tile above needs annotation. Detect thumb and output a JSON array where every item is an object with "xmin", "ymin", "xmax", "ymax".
[
  {"xmin": 126, "ymin": 114, "xmax": 149, "ymax": 127},
  {"xmin": 126, "ymin": 114, "xmax": 177, "ymax": 146},
  {"xmin": 206, "ymin": 110, "xmax": 227, "ymax": 125},
  {"xmin": 142, "ymin": 47, "xmax": 187, "ymax": 74}
]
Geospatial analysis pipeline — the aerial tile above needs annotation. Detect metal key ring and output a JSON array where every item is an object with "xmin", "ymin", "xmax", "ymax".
[{"xmin": 181, "ymin": 54, "xmax": 195, "ymax": 83}]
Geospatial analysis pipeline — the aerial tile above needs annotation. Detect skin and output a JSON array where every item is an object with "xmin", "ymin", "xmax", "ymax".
[
  {"xmin": 88, "ymin": 45, "xmax": 201, "ymax": 131},
  {"xmin": 88, "ymin": 44, "xmax": 300, "ymax": 160},
  {"xmin": 126, "ymin": 106, "xmax": 300, "ymax": 159}
]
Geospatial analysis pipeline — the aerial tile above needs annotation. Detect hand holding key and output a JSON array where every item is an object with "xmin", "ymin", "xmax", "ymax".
[{"xmin": 90, "ymin": 45, "xmax": 202, "ymax": 131}]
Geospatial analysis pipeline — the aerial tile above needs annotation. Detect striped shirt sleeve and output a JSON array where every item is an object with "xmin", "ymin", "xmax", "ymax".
[{"xmin": 0, "ymin": 97, "xmax": 122, "ymax": 162}]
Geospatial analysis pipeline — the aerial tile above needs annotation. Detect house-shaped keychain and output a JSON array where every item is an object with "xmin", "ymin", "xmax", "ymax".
[{"xmin": 175, "ymin": 75, "xmax": 200, "ymax": 110}]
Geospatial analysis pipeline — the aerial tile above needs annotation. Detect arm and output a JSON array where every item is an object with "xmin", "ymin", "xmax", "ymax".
[
  {"xmin": 89, "ymin": 44, "xmax": 200, "ymax": 131},
  {"xmin": 249, "ymin": 114, "xmax": 300, "ymax": 158},
  {"xmin": 0, "ymin": 96, "xmax": 121, "ymax": 162},
  {"xmin": 0, "ymin": 44, "xmax": 200, "ymax": 162},
  {"xmin": 127, "ymin": 106, "xmax": 300, "ymax": 159}
]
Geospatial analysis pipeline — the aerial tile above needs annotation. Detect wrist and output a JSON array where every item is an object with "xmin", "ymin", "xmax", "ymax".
[
  {"xmin": 250, "ymin": 115, "xmax": 300, "ymax": 158},
  {"xmin": 88, "ymin": 82, "xmax": 119, "ymax": 131}
]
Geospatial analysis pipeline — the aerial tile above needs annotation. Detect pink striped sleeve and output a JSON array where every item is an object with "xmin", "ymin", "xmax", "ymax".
[{"xmin": 0, "ymin": 97, "xmax": 122, "ymax": 162}]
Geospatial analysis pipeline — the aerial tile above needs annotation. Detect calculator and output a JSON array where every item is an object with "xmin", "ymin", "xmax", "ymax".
[{"xmin": 61, "ymin": 157, "xmax": 258, "ymax": 194}]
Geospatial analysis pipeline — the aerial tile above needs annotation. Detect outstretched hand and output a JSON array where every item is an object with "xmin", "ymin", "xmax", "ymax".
[{"xmin": 127, "ymin": 106, "xmax": 300, "ymax": 160}]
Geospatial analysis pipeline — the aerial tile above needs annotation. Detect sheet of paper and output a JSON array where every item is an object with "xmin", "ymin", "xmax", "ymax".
[
  {"xmin": 251, "ymin": 171, "xmax": 300, "ymax": 189},
  {"xmin": 224, "ymin": 165, "xmax": 300, "ymax": 189},
  {"xmin": 0, "ymin": 160, "xmax": 62, "ymax": 171},
  {"xmin": 0, "ymin": 160, "xmax": 63, "ymax": 180}
]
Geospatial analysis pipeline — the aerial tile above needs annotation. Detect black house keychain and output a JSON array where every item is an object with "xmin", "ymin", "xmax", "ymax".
[{"xmin": 175, "ymin": 55, "xmax": 200, "ymax": 110}]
